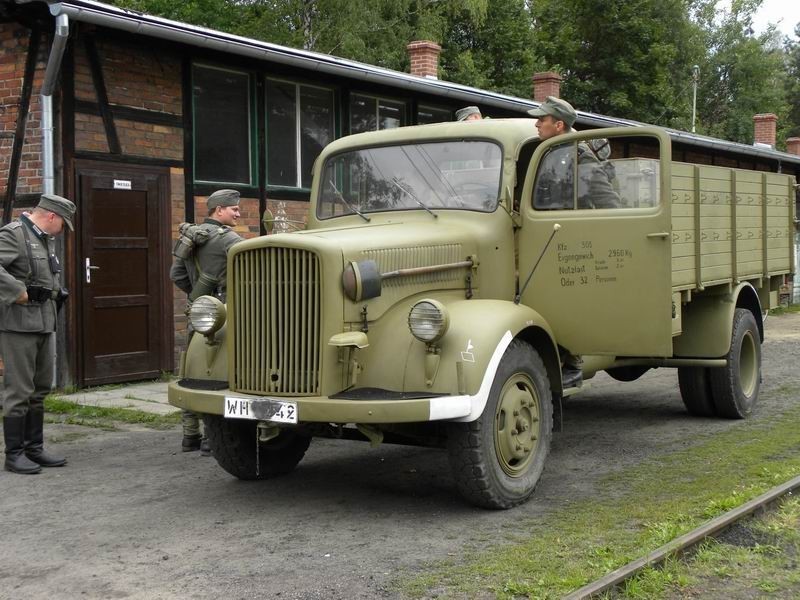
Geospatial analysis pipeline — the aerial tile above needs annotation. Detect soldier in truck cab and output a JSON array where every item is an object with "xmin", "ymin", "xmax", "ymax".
[
  {"xmin": 170, "ymin": 189, "xmax": 243, "ymax": 455},
  {"xmin": 529, "ymin": 96, "xmax": 620, "ymax": 211}
]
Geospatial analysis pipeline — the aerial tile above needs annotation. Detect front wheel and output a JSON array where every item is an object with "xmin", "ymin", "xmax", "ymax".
[
  {"xmin": 447, "ymin": 339, "xmax": 553, "ymax": 509},
  {"xmin": 203, "ymin": 415, "xmax": 311, "ymax": 480}
]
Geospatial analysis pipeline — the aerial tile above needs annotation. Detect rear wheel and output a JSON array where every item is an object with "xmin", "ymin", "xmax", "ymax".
[
  {"xmin": 708, "ymin": 308, "xmax": 761, "ymax": 419},
  {"xmin": 678, "ymin": 367, "xmax": 716, "ymax": 417},
  {"xmin": 447, "ymin": 340, "xmax": 553, "ymax": 509},
  {"xmin": 203, "ymin": 415, "xmax": 311, "ymax": 480}
]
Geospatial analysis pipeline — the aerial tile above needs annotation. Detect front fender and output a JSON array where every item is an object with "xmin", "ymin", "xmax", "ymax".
[
  {"xmin": 181, "ymin": 324, "xmax": 228, "ymax": 381},
  {"xmin": 403, "ymin": 299, "xmax": 559, "ymax": 421}
]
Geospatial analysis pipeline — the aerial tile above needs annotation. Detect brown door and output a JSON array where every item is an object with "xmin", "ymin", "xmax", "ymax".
[{"xmin": 76, "ymin": 162, "xmax": 173, "ymax": 385}]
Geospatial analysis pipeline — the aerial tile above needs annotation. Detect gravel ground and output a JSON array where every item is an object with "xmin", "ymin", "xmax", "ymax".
[{"xmin": 1, "ymin": 313, "xmax": 799, "ymax": 600}]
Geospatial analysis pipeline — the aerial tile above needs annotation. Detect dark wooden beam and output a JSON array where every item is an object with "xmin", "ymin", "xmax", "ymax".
[
  {"xmin": 181, "ymin": 53, "xmax": 195, "ymax": 222},
  {"xmin": 3, "ymin": 27, "xmax": 40, "ymax": 225},
  {"xmin": 83, "ymin": 35, "xmax": 121, "ymax": 154},
  {"xmin": 73, "ymin": 150, "xmax": 182, "ymax": 168},
  {"xmin": 74, "ymin": 99, "xmax": 183, "ymax": 128}
]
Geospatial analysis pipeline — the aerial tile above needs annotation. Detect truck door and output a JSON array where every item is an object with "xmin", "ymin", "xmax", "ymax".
[{"xmin": 518, "ymin": 128, "xmax": 673, "ymax": 357}]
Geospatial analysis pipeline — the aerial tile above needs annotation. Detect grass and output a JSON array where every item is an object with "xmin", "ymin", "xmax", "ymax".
[
  {"xmin": 632, "ymin": 497, "xmax": 800, "ymax": 599},
  {"xmin": 396, "ymin": 401, "xmax": 800, "ymax": 599},
  {"xmin": 767, "ymin": 303, "xmax": 800, "ymax": 315},
  {"xmin": 43, "ymin": 395, "xmax": 181, "ymax": 430}
]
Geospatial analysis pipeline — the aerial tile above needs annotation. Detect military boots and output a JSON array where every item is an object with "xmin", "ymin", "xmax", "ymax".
[
  {"xmin": 3, "ymin": 416, "xmax": 41, "ymax": 474},
  {"xmin": 24, "ymin": 408, "xmax": 67, "ymax": 467}
]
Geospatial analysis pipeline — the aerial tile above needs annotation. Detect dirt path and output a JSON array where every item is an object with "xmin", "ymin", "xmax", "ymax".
[{"xmin": 2, "ymin": 313, "xmax": 799, "ymax": 599}]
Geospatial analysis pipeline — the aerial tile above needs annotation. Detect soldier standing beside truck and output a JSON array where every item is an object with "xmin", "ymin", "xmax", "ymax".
[
  {"xmin": 0, "ymin": 194, "xmax": 75, "ymax": 474},
  {"xmin": 170, "ymin": 189, "xmax": 243, "ymax": 455}
]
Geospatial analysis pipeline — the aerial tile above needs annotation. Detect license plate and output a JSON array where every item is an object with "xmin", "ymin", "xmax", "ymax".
[{"xmin": 224, "ymin": 396, "xmax": 298, "ymax": 424}]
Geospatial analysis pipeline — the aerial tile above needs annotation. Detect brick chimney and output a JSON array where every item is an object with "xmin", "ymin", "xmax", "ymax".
[
  {"xmin": 532, "ymin": 71, "xmax": 562, "ymax": 101},
  {"xmin": 407, "ymin": 41, "xmax": 441, "ymax": 79},
  {"xmin": 753, "ymin": 113, "xmax": 778, "ymax": 148},
  {"xmin": 786, "ymin": 137, "xmax": 800, "ymax": 156}
]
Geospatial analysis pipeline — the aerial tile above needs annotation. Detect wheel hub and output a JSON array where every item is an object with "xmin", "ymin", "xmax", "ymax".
[{"xmin": 494, "ymin": 373, "xmax": 540, "ymax": 477}]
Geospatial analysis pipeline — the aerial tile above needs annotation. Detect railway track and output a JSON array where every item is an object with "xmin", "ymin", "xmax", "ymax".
[{"xmin": 563, "ymin": 474, "xmax": 800, "ymax": 600}]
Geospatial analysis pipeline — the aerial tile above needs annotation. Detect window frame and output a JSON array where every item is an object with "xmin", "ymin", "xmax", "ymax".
[
  {"xmin": 349, "ymin": 92, "xmax": 407, "ymax": 134},
  {"xmin": 265, "ymin": 77, "xmax": 337, "ymax": 192},
  {"xmin": 191, "ymin": 62, "xmax": 258, "ymax": 187}
]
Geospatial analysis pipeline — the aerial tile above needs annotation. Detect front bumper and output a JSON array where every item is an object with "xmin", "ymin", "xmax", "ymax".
[{"xmin": 168, "ymin": 381, "xmax": 471, "ymax": 424}]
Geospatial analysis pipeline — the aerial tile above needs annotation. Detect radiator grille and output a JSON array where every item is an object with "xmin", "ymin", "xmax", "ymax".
[{"xmin": 232, "ymin": 247, "xmax": 321, "ymax": 395}]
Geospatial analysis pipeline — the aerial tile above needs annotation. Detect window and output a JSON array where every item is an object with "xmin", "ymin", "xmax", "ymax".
[
  {"xmin": 318, "ymin": 141, "xmax": 502, "ymax": 219},
  {"xmin": 533, "ymin": 137, "xmax": 660, "ymax": 210},
  {"xmin": 193, "ymin": 64, "xmax": 254, "ymax": 185},
  {"xmin": 417, "ymin": 105, "xmax": 452, "ymax": 125},
  {"xmin": 266, "ymin": 80, "xmax": 335, "ymax": 189},
  {"xmin": 350, "ymin": 94, "xmax": 406, "ymax": 134}
]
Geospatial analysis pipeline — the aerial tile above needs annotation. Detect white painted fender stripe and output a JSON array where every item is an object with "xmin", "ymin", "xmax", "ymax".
[{"xmin": 427, "ymin": 330, "xmax": 514, "ymax": 422}]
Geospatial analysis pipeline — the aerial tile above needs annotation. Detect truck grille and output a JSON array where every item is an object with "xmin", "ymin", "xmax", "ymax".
[{"xmin": 231, "ymin": 247, "xmax": 321, "ymax": 395}]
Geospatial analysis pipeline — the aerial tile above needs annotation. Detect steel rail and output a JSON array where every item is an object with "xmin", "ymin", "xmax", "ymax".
[{"xmin": 562, "ymin": 474, "xmax": 800, "ymax": 600}]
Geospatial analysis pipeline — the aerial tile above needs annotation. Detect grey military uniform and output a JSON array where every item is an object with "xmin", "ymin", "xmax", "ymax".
[
  {"xmin": 0, "ymin": 217, "xmax": 62, "ymax": 417},
  {"xmin": 171, "ymin": 217, "xmax": 242, "ymax": 442},
  {"xmin": 170, "ymin": 218, "xmax": 242, "ymax": 303}
]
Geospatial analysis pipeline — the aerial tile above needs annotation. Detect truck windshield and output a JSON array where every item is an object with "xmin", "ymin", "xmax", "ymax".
[{"xmin": 317, "ymin": 140, "xmax": 503, "ymax": 219}]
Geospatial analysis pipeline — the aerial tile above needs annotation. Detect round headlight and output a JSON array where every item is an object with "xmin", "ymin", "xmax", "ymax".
[
  {"xmin": 189, "ymin": 296, "xmax": 226, "ymax": 336},
  {"xmin": 408, "ymin": 299, "xmax": 449, "ymax": 343}
]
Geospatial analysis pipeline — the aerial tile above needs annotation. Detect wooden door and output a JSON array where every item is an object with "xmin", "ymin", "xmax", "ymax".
[{"xmin": 76, "ymin": 163, "xmax": 173, "ymax": 385}]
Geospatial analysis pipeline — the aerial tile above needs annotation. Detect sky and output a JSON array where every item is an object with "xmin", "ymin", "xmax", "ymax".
[{"xmin": 749, "ymin": 0, "xmax": 800, "ymax": 39}]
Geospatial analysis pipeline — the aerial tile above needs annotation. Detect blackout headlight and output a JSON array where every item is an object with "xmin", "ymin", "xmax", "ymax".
[
  {"xmin": 189, "ymin": 296, "xmax": 226, "ymax": 336},
  {"xmin": 408, "ymin": 299, "xmax": 449, "ymax": 343}
]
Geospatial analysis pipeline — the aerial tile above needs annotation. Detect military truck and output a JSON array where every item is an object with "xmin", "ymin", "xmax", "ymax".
[{"xmin": 169, "ymin": 120, "xmax": 796, "ymax": 509}]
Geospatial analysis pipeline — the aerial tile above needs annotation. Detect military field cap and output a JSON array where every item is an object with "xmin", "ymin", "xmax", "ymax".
[
  {"xmin": 207, "ymin": 189, "xmax": 241, "ymax": 211},
  {"xmin": 527, "ymin": 96, "xmax": 577, "ymax": 128},
  {"xmin": 37, "ymin": 194, "xmax": 76, "ymax": 231},
  {"xmin": 455, "ymin": 106, "xmax": 481, "ymax": 121}
]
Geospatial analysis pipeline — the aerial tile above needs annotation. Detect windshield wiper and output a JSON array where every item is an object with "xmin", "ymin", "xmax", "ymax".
[
  {"xmin": 328, "ymin": 179, "xmax": 370, "ymax": 222},
  {"xmin": 391, "ymin": 177, "xmax": 437, "ymax": 218}
]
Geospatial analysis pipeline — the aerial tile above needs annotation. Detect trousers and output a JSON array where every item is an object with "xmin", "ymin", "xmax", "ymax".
[{"xmin": 1, "ymin": 331, "xmax": 54, "ymax": 417}]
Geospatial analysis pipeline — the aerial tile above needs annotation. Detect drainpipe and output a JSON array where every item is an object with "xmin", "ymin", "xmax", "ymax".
[
  {"xmin": 40, "ymin": 12, "xmax": 69, "ymax": 387},
  {"xmin": 41, "ymin": 12, "xmax": 70, "ymax": 195}
]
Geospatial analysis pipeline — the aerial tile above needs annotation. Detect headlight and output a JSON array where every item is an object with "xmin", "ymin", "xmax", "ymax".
[
  {"xmin": 408, "ymin": 299, "xmax": 449, "ymax": 343},
  {"xmin": 189, "ymin": 296, "xmax": 226, "ymax": 336}
]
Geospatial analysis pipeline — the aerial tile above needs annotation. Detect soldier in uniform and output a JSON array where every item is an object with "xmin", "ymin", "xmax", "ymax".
[
  {"xmin": 528, "ymin": 96, "xmax": 619, "ymax": 209},
  {"xmin": 170, "ymin": 189, "xmax": 243, "ymax": 455},
  {"xmin": 0, "ymin": 194, "xmax": 75, "ymax": 474}
]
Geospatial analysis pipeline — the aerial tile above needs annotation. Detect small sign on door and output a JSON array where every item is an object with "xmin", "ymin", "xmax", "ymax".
[{"xmin": 113, "ymin": 179, "xmax": 132, "ymax": 190}]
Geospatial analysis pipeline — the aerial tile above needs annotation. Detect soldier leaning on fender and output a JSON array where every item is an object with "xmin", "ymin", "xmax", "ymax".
[
  {"xmin": 0, "ymin": 194, "xmax": 75, "ymax": 474},
  {"xmin": 170, "ymin": 189, "xmax": 243, "ymax": 456}
]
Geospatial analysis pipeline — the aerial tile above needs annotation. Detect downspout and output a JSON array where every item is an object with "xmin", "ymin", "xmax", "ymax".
[
  {"xmin": 41, "ymin": 12, "xmax": 70, "ymax": 195},
  {"xmin": 40, "ymin": 11, "xmax": 69, "ymax": 387}
]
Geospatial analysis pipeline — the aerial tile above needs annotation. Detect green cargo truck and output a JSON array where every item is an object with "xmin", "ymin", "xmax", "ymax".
[{"xmin": 169, "ymin": 120, "xmax": 796, "ymax": 508}]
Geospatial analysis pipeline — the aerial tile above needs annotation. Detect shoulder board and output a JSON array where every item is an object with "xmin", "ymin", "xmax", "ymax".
[
  {"xmin": 2, "ymin": 221, "xmax": 23, "ymax": 230},
  {"xmin": 218, "ymin": 226, "xmax": 231, "ymax": 234}
]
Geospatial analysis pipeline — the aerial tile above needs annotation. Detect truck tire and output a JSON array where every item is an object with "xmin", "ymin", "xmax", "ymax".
[
  {"xmin": 677, "ymin": 367, "xmax": 716, "ymax": 416},
  {"xmin": 447, "ymin": 339, "xmax": 553, "ymax": 509},
  {"xmin": 708, "ymin": 308, "xmax": 761, "ymax": 419},
  {"xmin": 203, "ymin": 415, "xmax": 311, "ymax": 480}
]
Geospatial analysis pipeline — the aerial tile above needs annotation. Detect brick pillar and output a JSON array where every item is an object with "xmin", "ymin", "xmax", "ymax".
[
  {"xmin": 786, "ymin": 137, "xmax": 800, "ymax": 156},
  {"xmin": 406, "ymin": 41, "xmax": 441, "ymax": 79},
  {"xmin": 753, "ymin": 113, "xmax": 778, "ymax": 148},
  {"xmin": 532, "ymin": 71, "xmax": 562, "ymax": 101}
]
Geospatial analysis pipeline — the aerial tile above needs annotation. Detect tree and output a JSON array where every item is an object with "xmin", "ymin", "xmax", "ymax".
[
  {"xmin": 530, "ymin": 0, "xmax": 706, "ymax": 128},
  {"xmin": 784, "ymin": 23, "xmax": 800, "ymax": 139},
  {"xmin": 694, "ymin": 0, "xmax": 789, "ymax": 144}
]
